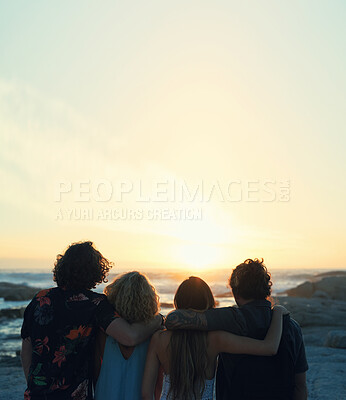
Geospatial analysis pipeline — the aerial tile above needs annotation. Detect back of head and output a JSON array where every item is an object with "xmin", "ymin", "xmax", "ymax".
[
  {"xmin": 229, "ymin": 258, "xmax": 272, "ymax": 300},
  {"xmin": 169, "ymin": 276, "xmax": 215, "ymax": 399},
  {"xmin": 53, "ymin": 241, "xmax": 112, "ymax": 291},
  {"xmin": 104, "ymin": 271, "xmax": 159, "ymax": 323},
  {"xmin": 174, "ymin": 276, "xmax": 216, "ymax": 311}
]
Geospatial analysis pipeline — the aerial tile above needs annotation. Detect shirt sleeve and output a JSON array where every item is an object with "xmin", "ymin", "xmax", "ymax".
[
  {"xmin": 95, "ymin": 296, "xmax": 120, "ymax": 332},
  {"xmin": 295, "ymin": 341, "xmax": 308, "ymax": 373},
  {"xmin": 291, "ymin": 319, "xmax": 309, "ymax": 373},
  {"xmin": 204, "ymin": 306, "xmax": 248, "ymax": 334}
]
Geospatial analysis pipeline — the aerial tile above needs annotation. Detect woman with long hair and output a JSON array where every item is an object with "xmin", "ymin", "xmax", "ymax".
[
  {"xmin": 142, "ymin": 276, "xmax": 287, "ymax": 400},
  {"xmin": 94, "ymin": 271, "xmax": 161, "ymax": 399}
]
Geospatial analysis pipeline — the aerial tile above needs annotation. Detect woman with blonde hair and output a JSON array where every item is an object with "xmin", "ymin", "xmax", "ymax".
[
  {"xmin": 142, "ymin": 276, "xmax": 287, "ymax": 400},
  {"xmin": 94, "ymin": 271, "xmax": 160, "ymax": 399}
]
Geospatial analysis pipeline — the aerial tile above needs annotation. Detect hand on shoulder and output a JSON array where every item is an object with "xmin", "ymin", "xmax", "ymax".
[{"xmin": 272, "ymin": 304, "xmax": 289, "ymax": 315}]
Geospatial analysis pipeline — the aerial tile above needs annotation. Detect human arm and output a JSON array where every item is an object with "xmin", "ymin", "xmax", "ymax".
[
  {"xmin": 106, "ymin": 314, "xmax": 163, "ymax": 347},
  {"xmin": 142, "ymin": 331, "xmax": 161, "ymax": 400},
  {"xmin": 154, "ymin": 365, "xmax": 164, "ymax": 400},
  {"xmin": 291, "ymin": 319, "xmax": 308, "ymax": 399},
  {"xmin": 21, "ymin": 337, "xmax": 32, "ymax": 382},
  {"xmin": 165, "ymin": 306, "xmax": 245, "ymax": 333},
  {"xmin": 211, "ymin": 305, "xmax": 287, "ymax": 356},
  {"xmin": 21, "ymin": 298, "xmax": 35, "ymax": 381},
  {"xmin": 293, "ymin": 372, "xmax": 308, "ymax": 400},
  {"xmin": 165, "ymin": 309, "xmax": 207, "ymax": 330},
  {"xmin": 93, "ymin": 329, "xmax": 107, "ymax": 385}
]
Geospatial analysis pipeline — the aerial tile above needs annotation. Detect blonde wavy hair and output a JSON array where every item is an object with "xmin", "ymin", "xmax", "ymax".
[{"xmin": 104, "ymin": 271, "xmax": 159, "ymax": 323}]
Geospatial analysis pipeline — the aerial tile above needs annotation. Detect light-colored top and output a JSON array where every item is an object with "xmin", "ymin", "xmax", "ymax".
[
  {"xmin": 160, "ymin": 374, "xmax": 215, "ymax": 400},
  {"xmin": 95, "ymin": 336, "xmax": 150, "ymax": 400}
]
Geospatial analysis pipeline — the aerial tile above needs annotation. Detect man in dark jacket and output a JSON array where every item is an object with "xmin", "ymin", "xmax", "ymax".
[{"xmin": 165, "ymin": 258, "xmax": 308, "ymax": 400}]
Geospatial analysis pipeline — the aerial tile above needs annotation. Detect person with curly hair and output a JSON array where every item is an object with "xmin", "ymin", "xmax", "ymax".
[
  {"xmin": 21, "ymin": 241, "xmax": 163, "ymax": 400},
  {"xmin": 94, "ymin": 271, "xmax": 161, "ymax": 399},
  {"xmin": 165, "ymin": 259, "xmax": 308, "ymax": 400}
]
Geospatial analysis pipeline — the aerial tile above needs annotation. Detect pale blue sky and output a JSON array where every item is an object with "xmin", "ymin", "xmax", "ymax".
[{"xmin": 1, "ymin": 1, "xmax": 345, "ymax": 270}]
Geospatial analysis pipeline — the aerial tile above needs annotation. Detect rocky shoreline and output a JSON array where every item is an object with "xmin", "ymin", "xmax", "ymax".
[
  {"xmin": 0, "ymin": 272, "xmax": 345, "ymax": 399},
  {"xmin": 0, "ymin": 282, "xmax": 41, "ymax": 301},
  {"xmin": 279, "ymin": 273, "xmax": 346, "ymax": 398}
]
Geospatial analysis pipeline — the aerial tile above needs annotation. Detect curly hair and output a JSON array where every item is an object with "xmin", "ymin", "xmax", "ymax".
[
  {"xmin": 53, "ymin": 241, "xmax": 112, "ymax": 290},
  {"xmin": 229, "ymin": 258, "xmax": 272, "ymax": 300},
  {"xmin": 104, "ymin": 271, "xmax": 159, "ymax": 323}
]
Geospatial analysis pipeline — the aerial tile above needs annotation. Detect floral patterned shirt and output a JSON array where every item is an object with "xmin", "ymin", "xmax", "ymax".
[{"xmin": 21, "ymin": 287, "xmax": 119, "ymax": 400}]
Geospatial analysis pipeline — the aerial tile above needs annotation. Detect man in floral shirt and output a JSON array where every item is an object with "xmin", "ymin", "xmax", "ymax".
[{"xmin": 21, "ymin": 241, "xmax": 162, "ymax": 400}]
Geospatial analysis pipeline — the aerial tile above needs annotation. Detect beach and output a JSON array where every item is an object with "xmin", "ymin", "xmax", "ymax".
[
  {"xmin": 2, "ymin": 329, "xmax": 345, "ymax": 400},
  {"xmin": 0, "ymin": 269, "xmax": 345, "ymax": 399}
]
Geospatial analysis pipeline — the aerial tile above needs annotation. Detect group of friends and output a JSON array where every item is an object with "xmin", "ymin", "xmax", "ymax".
[{"xmin": 21, "ymin": 241, "xmax": 308, "ymax": 399}]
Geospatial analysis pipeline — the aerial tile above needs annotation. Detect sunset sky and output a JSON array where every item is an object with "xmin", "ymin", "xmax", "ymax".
[{"xmin": 1, "ymin": 1, "xmax": 345, "ymax": 272}]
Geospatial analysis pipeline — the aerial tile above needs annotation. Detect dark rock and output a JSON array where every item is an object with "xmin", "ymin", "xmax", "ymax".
[
  {"xmin": 312, "ymin": 290, "xmax": 330, "ymax": 299},
  {"xmin": 325, "ymin": 330, "xmax": 346, "ymax": 348},
  {"xmin": 286, "ymin": 281, "xmax": 314, "ymax": 298},
  {"xmin": 284, "ymin": 276, "xmax": 346, "ymax": 301},
  {"xmin": 0, "ymin": 355, "xmax": 22, "ymax": 367},
  {"xmin": 0, "ymin": 282, "xmax": 40, "ymax": 301},
  {"xmin": 0, "ymin": 307, "xmax": 26, "ymax": 319},
  {"xmin": 274, "ymin": 296, "xmax": 346, "ymax": 328},
  {"xmin": 160, "ymin": 302, "xmax": 174, "ymax": 308},
  {"xmin": 215, "ymin": 292, "xmax": 232, "ymax": 298},
  {"xmin": 314, "ymin": 270, "xmax": 346, "ymax": 278},
  {"xmin": 314, "ymin": 277, "xmax": 346, "ymax": 301}
]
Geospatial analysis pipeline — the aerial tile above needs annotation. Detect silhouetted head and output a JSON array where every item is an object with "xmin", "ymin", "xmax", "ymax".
[
  {"xmin": 174, "ymin": 276, "xmax": 215, "ymax": 311},
  {"xmin": 53, "ymin": 241, "xmax": 112, "ymax": 290},
  {"xmin": 104, "ymin": 271, "xmax": 159, "ymax": 323},
  {"xmin": 229, "ymin": 258, "xmax": 272, "ymax": 302}
]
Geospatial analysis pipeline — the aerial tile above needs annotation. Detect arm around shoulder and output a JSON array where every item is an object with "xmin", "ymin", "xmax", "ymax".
[
  {"xmin": 211, "ymin": 306, "xmax": 285, "ymax": 356},
  {"xmin": 21, "ymin": 337, "xmax": 32, "ymax": 382},
  {"xmin": 165, "ymin": 309, "xmax": 208, "ymax": 330},
  {"xmin": 165, "ymin": 307, "xmax": 242, "ymax": 332},
  {"xmin": 106, "ymin": 314, "xmax": 162, "ymax": 347}
]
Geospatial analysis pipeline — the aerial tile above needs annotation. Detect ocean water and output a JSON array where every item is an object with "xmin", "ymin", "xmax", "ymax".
[{"xmin": 0, "ymin": 267, "xmax": 332, "ymax": 361}]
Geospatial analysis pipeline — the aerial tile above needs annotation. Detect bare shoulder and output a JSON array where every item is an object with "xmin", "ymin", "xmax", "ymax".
[
  {"xmin": 151, "ymin": 330, "xmax": 171, "ymax": 370},
  {"xmin": 151, "ymin": 329, "xmax": 171, "ymax": 347}
]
